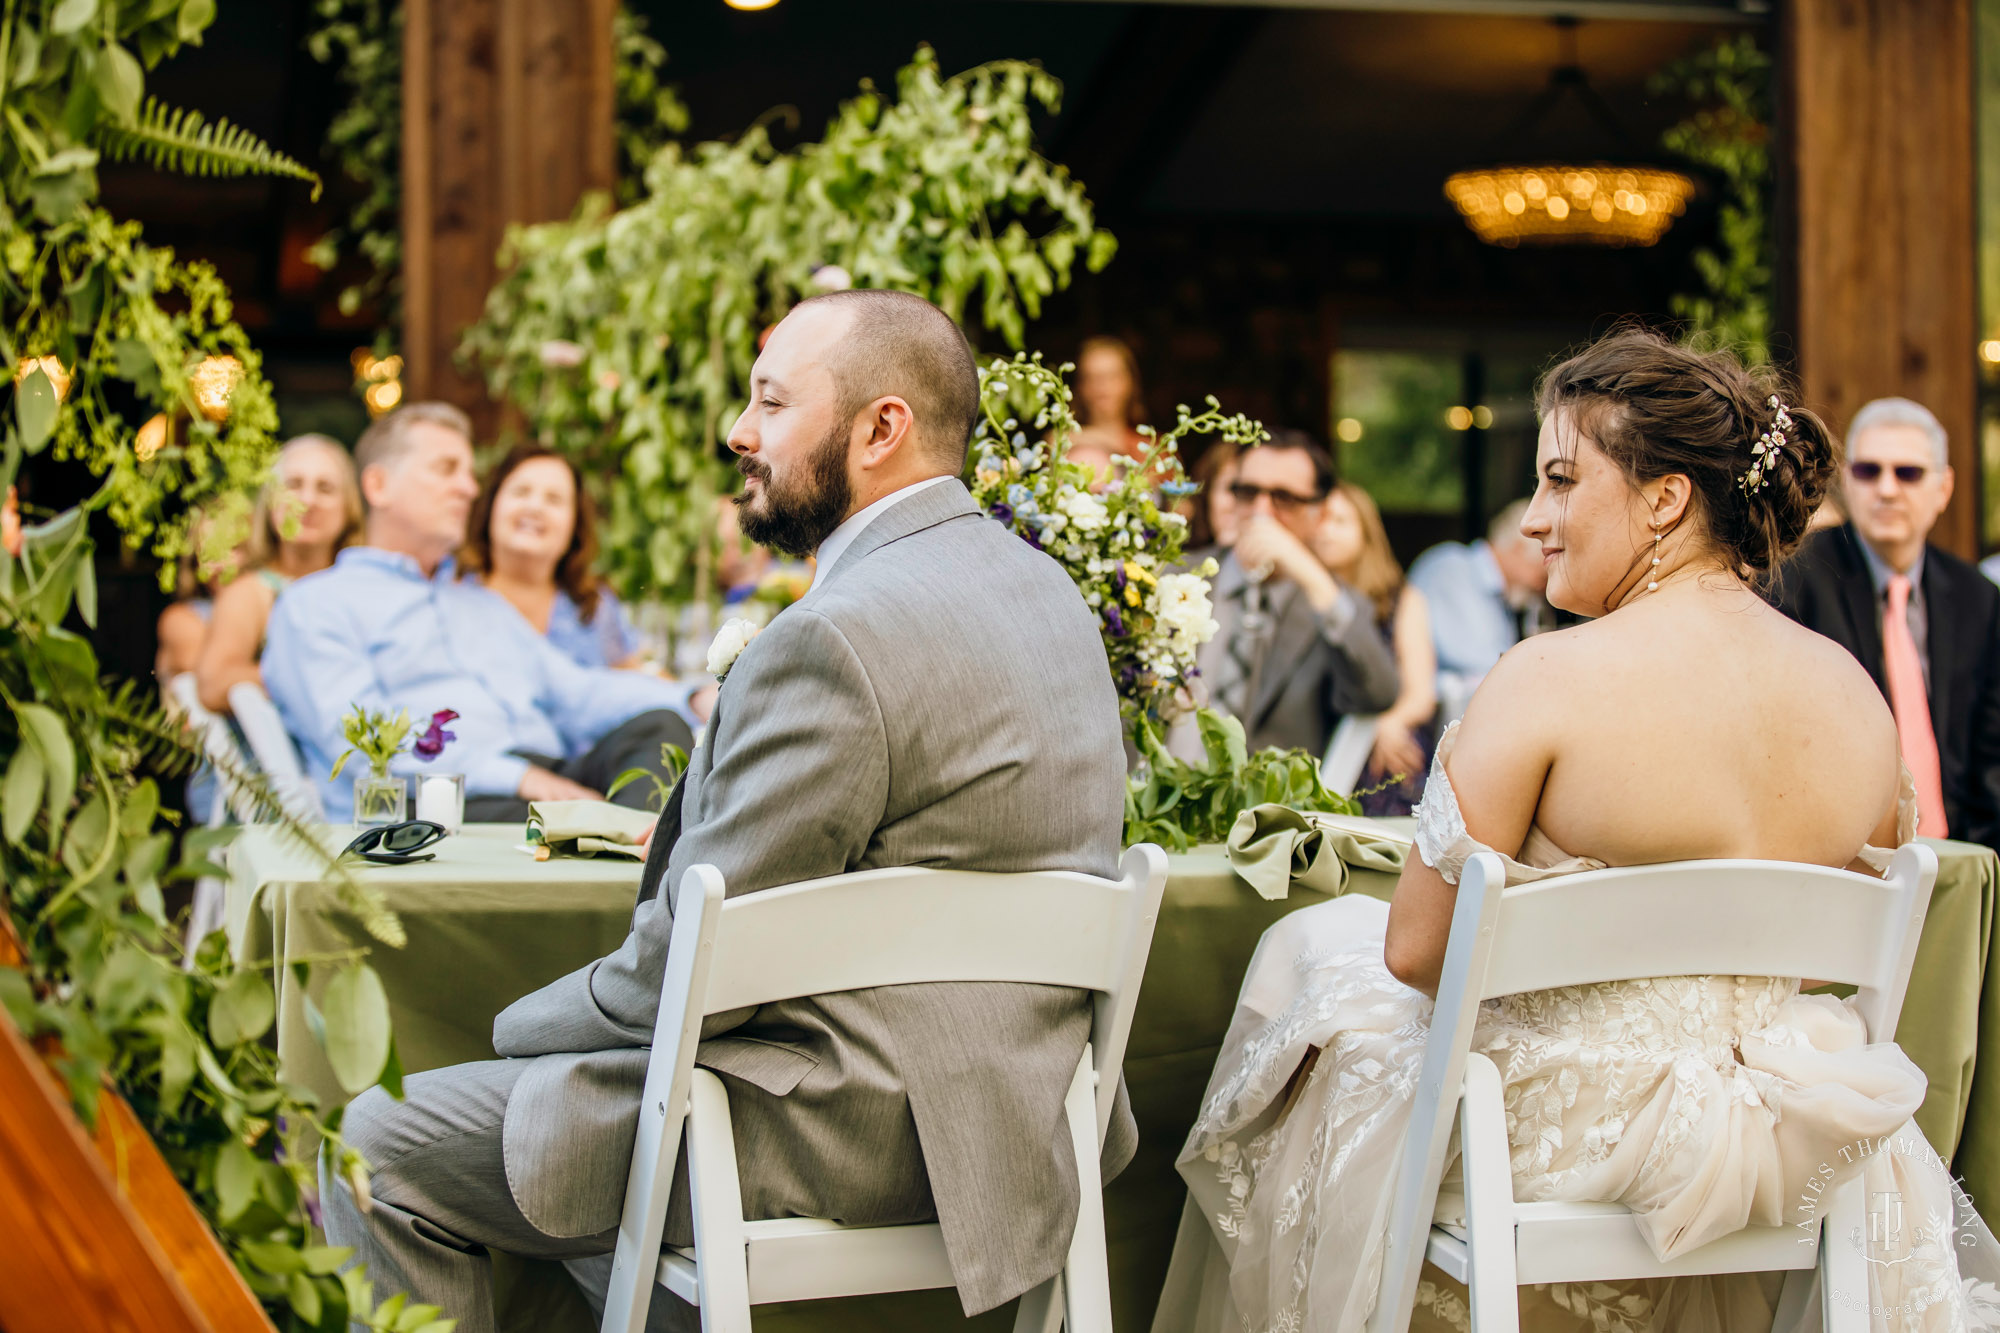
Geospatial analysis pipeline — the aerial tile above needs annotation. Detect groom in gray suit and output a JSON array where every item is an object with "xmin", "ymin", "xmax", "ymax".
[{"xmin": 321, "ymin": 289, "xmax": 1133, "ymax": 1330}]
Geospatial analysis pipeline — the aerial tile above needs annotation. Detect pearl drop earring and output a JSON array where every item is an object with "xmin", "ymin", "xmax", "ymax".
[{"xmin": 1648, "ymin": 524, "xmax": 1663, "ymax": 592}]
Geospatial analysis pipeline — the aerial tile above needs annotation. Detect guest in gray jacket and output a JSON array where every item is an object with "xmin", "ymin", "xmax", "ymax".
[
  {"xmin": 321, "ymin": 290, "xmax": 1133, "ymax": 1330},
  {"xmin": 1173, "ymin": 430, "xmax": 1400, "ymax": 761}
]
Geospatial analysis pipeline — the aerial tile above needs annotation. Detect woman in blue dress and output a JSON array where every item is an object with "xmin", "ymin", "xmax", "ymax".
[{"xmin": 460, "ymin": 444, "xmax": 639, "ymax": 670}]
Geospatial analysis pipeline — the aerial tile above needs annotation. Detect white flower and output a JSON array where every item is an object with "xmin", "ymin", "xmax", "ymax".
[
  {"xmin": 1155, "ymin": 572, "xmax": 1220, "ymax": 654},
  {"xmin": 1057, "ymin": 487, "xmax": 1109, "ymax": 534},
  {"xmin": 707, "ymin": 617, "xmax": 762, "ymax": 679},
  {"xmin": 537, "ymin": 339, "xmax": 586, "ymax": 368}
]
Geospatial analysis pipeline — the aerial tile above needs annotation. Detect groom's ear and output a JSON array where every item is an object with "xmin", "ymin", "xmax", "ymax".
[{"xmin": 854, "ymin": 395, "xmax": 918, "ymax": 471}]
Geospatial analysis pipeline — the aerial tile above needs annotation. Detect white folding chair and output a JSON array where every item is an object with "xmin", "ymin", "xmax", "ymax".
[
  {"xmin": 1367, "ymin": 844, "xmax": 1938, "ymax": 1333},
  {"xmin": 1321, "ymin": 712, "xmax": 1379, "ymax": 795},
  {"xmin": 225, "ymin": 682, "xmax": 325, "ymax": 823},
  {"xmin": 600, "ymin": 844, "xmax": 1171, "ymax": 1333},
  {"xmin": 164, "ymin": 674, "xmax": 259, "ymax": 953}
]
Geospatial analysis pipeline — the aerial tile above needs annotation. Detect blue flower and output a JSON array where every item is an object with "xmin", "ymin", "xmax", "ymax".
[
  {"xmin": 1158, "ymin": 479, "xmax": 1199, "ymax": 498},
  {"xmin": 1007, "ymin": 483, "xmax": 1032, "ymax": 508},
  {"xmin": 1103, "ymin": 604, "xmax": 1127, "ymax": 637}
]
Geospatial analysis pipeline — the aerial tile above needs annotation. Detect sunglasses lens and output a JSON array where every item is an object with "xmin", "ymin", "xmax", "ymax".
[
  {"xmin": 1850, "ymin": 462, "xmax": 1880, "ymax": 481},
  {"xmin": 384, "ymin": 821, "xmax": 442, "ymax": 853},
  {"xmin": 1896, "ymin": 466, "xmax": 1928, "ymax": 484}
]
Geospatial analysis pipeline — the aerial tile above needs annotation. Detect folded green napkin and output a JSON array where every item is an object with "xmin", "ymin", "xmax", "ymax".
[
  {"xmin": 524, "ymin": 800, "xmax": 657, "ymax": 861},
  {"xmin": 1226, "ymin": 805, "xmax": 1412, "ymax": 901}
]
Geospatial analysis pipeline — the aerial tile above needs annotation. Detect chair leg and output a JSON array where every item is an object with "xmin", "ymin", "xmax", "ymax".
[
  {"xmin": 688, "ymin": 1070, "xmax": 753, "ymax": 1333},
  {"xmin": 1818, "ymin": 1176, "xmax": 1867, "ymax": 1333},
  {"xmin": 1457, "ymin": 1055, "xmax": 1520, "ymax": 1333},
  {"xmin": 1012, "ymin": 1276, "xmax": 1063, "ymax": 1333},
  {"xmin": 1059, "ymin": 1049, "xmax": 1113, "ymax": 1333}
]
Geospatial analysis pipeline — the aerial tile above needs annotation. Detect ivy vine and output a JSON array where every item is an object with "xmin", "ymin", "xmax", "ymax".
[
  {"xmin": 1653, "ymin": 34, "xmax": 1774, "ymax": 364},
  {"xmin": 464, "ymin": 46, "xmax": 1116, "ymax": 607}
]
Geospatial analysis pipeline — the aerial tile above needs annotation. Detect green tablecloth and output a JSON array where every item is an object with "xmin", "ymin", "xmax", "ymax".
[{"xmin": 226, "ymin": 825, "xmax": 2000, "ymax": 1331}]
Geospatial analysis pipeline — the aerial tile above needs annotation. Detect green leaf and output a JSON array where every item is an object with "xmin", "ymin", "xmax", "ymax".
[
  {"xmin": 178, "ymin": 0, "xmax": 217, "ymax": 43},
  {"xmin": 73, "ymin": 544, "xmax": 96, "ymax": 627},
  {"xmin": 15, "ymin": 367, "xmax": 57, "ymax": 454},
  {"xmin": 299, "ymin": 1245, "xmax": 351, "ymax": 1276},
  {"xmin": 285, "ymin": 1271, "xmax": 322, "ymax": 1326},
  {"xmin": 49, "ymin": 0, "xmax": 97, "ymax": 37},
  {"xmin": 213, "ymin": 1136, "xmax": 258, "ymax": 1222},
  {"xmin": 208, "ymin": 968, "xmax": 275, "ymax": 1048},
  {"xmin": 14, "ymin": 703, "xmax": 75, "ymax": 837},
  {"xmin": 193, "ymin": 1032, "xmax": 244, "ymax": 1099},
  {"xmin": 393, "ymin": 1302, "xmax": 445, "ymax": 1333},
  {"xmin": 378, "ymin": 1033, "xmax": 404, "ymax": 1101},
  {"xmin": 91, "ymin": 944, "xmax": 160, "ymax": 1022},
  {"xmin": 4, "ymin": 743, "xmax": 45, "ymax": 845},
  {"xmin": 95, "ymin": 42, "xmax": 144, "ymax": 125},
  {"xmin": 238, "ymin": 1237, "xmax": 307, "ymax": 1275},
  {"xmin": 321, "ymin": 963, "xmax": 391, "ymax": 1094}
]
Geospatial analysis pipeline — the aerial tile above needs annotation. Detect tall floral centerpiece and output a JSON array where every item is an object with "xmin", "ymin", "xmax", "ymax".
[
  {"xmin": 968, "ymin": 354, "xmax": 1259, "ymax": 730},
  {"xmin": 969, "ymin": 356, "xmax": 1363, "ymax": 849}
]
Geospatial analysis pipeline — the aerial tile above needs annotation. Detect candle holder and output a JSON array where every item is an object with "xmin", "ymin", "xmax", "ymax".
[{"xmin": 414, "ymin": 771, "xmax": 465, "ymax": 834}]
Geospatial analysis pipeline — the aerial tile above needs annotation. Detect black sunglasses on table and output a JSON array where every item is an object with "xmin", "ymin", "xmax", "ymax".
[
  {"xmin": 1848, "ymin": 461, "xmax": 1932, "ymax": 485},
  {"xmin": 340, "ymin": 820, "xmax": 447, "ymax": 865}
]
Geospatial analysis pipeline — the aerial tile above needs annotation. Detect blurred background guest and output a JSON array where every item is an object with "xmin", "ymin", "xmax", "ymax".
[
  {"xmin": 2, "ymin": 484, "xmax": 18, "ymax": 557},
  {"xmin": 1775, "ymin": 397, "xmax": 2000, "ymax": 849},
  {"xmin": 715, "ymin": 491, "xmax": 772, "ymax": 608},
  {"xmin": 1314, "ymin": 479, "xmax": 1436, "ymax": 813},
  {"xmin": 1185, "ymin": 439, "xmax": 1244, "ymax": 550},
  {"xmin": 1172, "ymin": 430, "xmax": 1398, "ymax": 761},
  {"xmin": 1407, "ymin": 499, "xmax": 1552, "ymax": 725},
  {"xmin": 195, "ymin": 434, "xmax": 363, "ymax": 712},
  {"xmin": 460, "ymin": 443, "xmax": 640, "ymax": 671},
  {"xmin": 155, "ymin": 507, "xmax": 245, "ymax": 686},
  {"xmin": 1068, "ymin": 335, "xmax": 1148, "ymax": 478}
]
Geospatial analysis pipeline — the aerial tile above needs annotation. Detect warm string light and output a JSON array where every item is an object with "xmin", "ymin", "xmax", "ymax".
[
  {"xmin": 134, "ymin": 414, "xmax": 169, "ymax": 463},
  {"xmin": 352, "ymin": 348, "xmax": 405, "ymax": 418},
  {"xmin": 190, "ymin": 355, "xmax": 242, "ymax": 422},
  {"xmin": 1444, "ymin": 165, "xmax": 1693, "ymax": 248},
  {"xmin": 724, "ymin": 0, "xmax": 780, "ymax": 9}
]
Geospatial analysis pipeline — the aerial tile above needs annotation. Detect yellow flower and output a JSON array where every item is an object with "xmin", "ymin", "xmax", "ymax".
[
  {"xmin": 1123, "ymin": 560, "xmax": 1157, "ymax": 587},
  {"xmin": 1125, "ymin": 583, "xmax": 1141, "ymax": 607}
]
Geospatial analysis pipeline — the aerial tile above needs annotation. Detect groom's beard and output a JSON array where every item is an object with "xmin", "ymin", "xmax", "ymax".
[{"xmin": 735, "ymin": 424, "xmax": 853, "ymax": 559}]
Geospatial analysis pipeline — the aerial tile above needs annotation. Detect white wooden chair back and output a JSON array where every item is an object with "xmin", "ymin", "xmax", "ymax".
[
  {"xmin": 1367, "ymin": 844, "xmax": 1937, "ymax": 1333},
  {"xmin": 601, "ymin": 844, "xmax": 1169, "ymax": 1333},
  {"xmin": 1321, "ymin": 713, "xmax": 1378, "ymax": 796},
  {"xmin": 224, "ymin": 682, "xmax": 324, "ymax": 823}
]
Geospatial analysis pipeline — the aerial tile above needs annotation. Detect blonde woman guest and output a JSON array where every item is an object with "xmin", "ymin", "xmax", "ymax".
[
  {"xmin": 1315, "ymin": 479, "xmax": 1437, "ymax": 813},
  {"xmin": 157, "ymin": 506, "xmax": 249, "ymax": 687},
  {"xmin": 1067, "ymin": 335, "xmax": 1149, "ymax": 479},
  {"xmin": 194, "ymin": 435, "xmax": 362, "ymax": 711},
  {"xmin": 460, "ymin": 443, "xmax": 639, "ymax": 671}
]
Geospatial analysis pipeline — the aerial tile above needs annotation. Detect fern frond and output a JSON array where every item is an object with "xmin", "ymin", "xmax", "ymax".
[{"xmin": 98, "ymin": 98, "xmax": 323, "ymax": 200}]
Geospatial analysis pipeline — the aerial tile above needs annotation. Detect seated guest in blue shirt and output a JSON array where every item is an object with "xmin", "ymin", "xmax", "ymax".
[
  {"xmin": 458, "ymin": 443, "xmax": 640, "ymax": 670},
  {"xmin": 1406, "ymin": 499, "xmax": 1553, "ymax": 725},
  {"xmin": 263, "ymin": 402, "xmax": 699, "ymax": 823}
]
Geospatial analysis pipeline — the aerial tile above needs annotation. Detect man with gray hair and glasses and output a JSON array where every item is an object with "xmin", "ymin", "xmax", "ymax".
[
  {"xmin": 263, "ymin": 401, "xmax": 700, "ymax": 821},
  {"xmin": 1774, "ymin": 396, "xmax": 2000, "ymax": 851}
]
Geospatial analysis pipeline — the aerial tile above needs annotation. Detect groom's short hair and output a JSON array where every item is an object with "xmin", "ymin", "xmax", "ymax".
[{"xmin": 796, "ymin": 289, "xmax": 979, "ymax": 468}]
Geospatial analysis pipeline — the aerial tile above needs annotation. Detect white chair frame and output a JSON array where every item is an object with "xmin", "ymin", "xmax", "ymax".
[
  {"xmin": 225, "ymin": 681, "xmax": 325, "ymax": 824},
  {"xmin": 1321, "ymin": 713, "xmax": 1379, "ymax": 796},
  {"xmin": 600, "ymin": 844, "xmax": 1171, "ymax": 1333},
  {"xmin": 164, "ymin": 673, "xmax": 254, "ymax": 954},
  {"xmin": 1365, "ymin": 844, "xmax": 1938, "ymax": 1333}
]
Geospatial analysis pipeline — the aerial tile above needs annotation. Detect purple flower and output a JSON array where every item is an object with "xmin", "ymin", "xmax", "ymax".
[
  {"xmin": 303, "ymin": 1191, "xmax": 323, "ymax": 1229},
  {"xmin": 413, "ymin": 708, "xmax": 459, "ymax": 762},
  {"xmin": 990, "ymin": 502, "xmax": 1014, "ymax": 524},
  {"xmin": 1103, "ymin": 604, "xmax": 1127, "ymax": 637},
  {"xmin": 1112, "ymin": 564, "xmax": 1128, "ymax": 595},
  {"xmin": 1019, "ymin": 527, "xmax": 1044, "ymax": 551}
]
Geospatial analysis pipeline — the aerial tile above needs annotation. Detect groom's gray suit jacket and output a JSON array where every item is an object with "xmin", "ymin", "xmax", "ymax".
[{"xmin": 490, "ymin": 479, "xmax": 1134, "ymax": 1315}]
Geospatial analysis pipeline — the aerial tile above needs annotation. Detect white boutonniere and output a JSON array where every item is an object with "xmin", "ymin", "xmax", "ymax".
[{"xmin": 707, "ymin": 617, "xmax": 762, "ymax": 683}]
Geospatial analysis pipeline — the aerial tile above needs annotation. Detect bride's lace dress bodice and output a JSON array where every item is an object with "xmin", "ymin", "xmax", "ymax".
[{"xmin": 1157, "ymin": 724, "xmax": 1993, "ymax": 1333}]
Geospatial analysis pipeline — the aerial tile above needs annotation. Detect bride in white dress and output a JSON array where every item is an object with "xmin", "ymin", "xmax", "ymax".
[{"xmin": 1156, "ymin": 330, "xmax": 2000, "ymax": 1333}]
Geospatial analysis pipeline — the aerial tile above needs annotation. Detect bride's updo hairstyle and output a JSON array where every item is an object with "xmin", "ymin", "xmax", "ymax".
[{"xmin": 1536, "ymin": 327, "xmax": 1838, "ymax": 578}]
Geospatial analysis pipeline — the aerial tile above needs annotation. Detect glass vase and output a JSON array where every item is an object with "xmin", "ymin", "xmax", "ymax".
[
  {"xmin": 413, "ymin": 772, "xmax": 465, "ymax": 834},
  {"xmin": 353, "ymin": 772, "xmax": 408, "ymax": 828}
]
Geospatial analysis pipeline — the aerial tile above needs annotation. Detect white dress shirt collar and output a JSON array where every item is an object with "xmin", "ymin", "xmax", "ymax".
[{"xmin": 810, "ymin": 475, "xmax": 954, "ymax": 592}]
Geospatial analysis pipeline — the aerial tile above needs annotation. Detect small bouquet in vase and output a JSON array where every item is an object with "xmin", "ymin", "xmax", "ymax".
[{"xmin": 332, "ymin": 705, "xmax": 458, "ymax": 826}]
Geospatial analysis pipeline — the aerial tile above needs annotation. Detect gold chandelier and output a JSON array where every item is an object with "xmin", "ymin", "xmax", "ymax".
[
  {"xmin": 1444, "ymin": 19, "xmax": 1695, "ymax": 249},
  {"xmin": 1445, "ymin": 165, "xmax": 1692, "ymax": 247}
]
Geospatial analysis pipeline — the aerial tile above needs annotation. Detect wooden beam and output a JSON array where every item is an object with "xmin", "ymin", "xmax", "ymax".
[
  {"xmin": 402, "ymin": 0, "xmax": 617, "ymax": 426},
  {"xmin": 1784, "ymin": 0, "xmax": 1978, "ymax": 556}
]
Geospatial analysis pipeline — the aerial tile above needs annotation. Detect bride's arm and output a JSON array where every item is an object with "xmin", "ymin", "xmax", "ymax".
[{"xmin": 1384, "ymin": 644, "xmax": 1560, "ymax": 996}]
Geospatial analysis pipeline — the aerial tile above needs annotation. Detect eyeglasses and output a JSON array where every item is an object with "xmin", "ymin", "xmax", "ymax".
[
  {"xmin": 1849, "ymin": 461, "xmax": 1932, "ymax": 486},
  {"xmin": 1227, "ymin": 481, "xmax": 1324, "ymax": 514},
  {"xmin": 339, "ymin": 820, "xmax": 446, "ymax": 865}
]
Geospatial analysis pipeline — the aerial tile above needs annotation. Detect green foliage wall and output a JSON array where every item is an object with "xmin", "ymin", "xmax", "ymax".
[{"xmin": 465, "ymin": 47, "xmax": 1115, "ymax": 606}]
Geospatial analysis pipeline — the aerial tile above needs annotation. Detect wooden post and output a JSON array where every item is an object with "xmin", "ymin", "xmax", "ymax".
[
  {"xmin": 1784, "ymin": 0, "xmax": 1979, "ymax": 556},
  {"xmin": 402, "ymin": 0, "xmax": 617, "ymax": 429}
]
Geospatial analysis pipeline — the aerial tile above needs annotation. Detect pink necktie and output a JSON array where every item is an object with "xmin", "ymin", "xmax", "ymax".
[{"xmin": 1884, "ymin": 574, "xmax": 1948, "ymax": 838}]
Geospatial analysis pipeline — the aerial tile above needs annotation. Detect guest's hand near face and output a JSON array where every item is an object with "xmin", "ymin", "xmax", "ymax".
[
  {"xmin": 1368, "ymin": 716, "xmax": 1427, "ymax": 782},
  {"xmin": 517, "ymin": 766, "xmax": 600, "ymax": 803},
  {"xmin": 1235, "ymin": 515, "xmax": 1341, "ymax": 613}
]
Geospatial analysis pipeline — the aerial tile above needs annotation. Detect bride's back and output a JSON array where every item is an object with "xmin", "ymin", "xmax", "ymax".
[{"xmin": 1452, "ymin": 329, "xmax": 1903, "ymax": 873}]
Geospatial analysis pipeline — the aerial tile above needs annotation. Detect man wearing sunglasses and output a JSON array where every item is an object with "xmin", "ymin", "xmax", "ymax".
[
  {"xmin": 1775, "ymin": 397, "xmax": 2000, "ymax": 851},
  {"xmin": 1170, "ymin": 429, "xmax": 1400, "ymax": 762}
]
